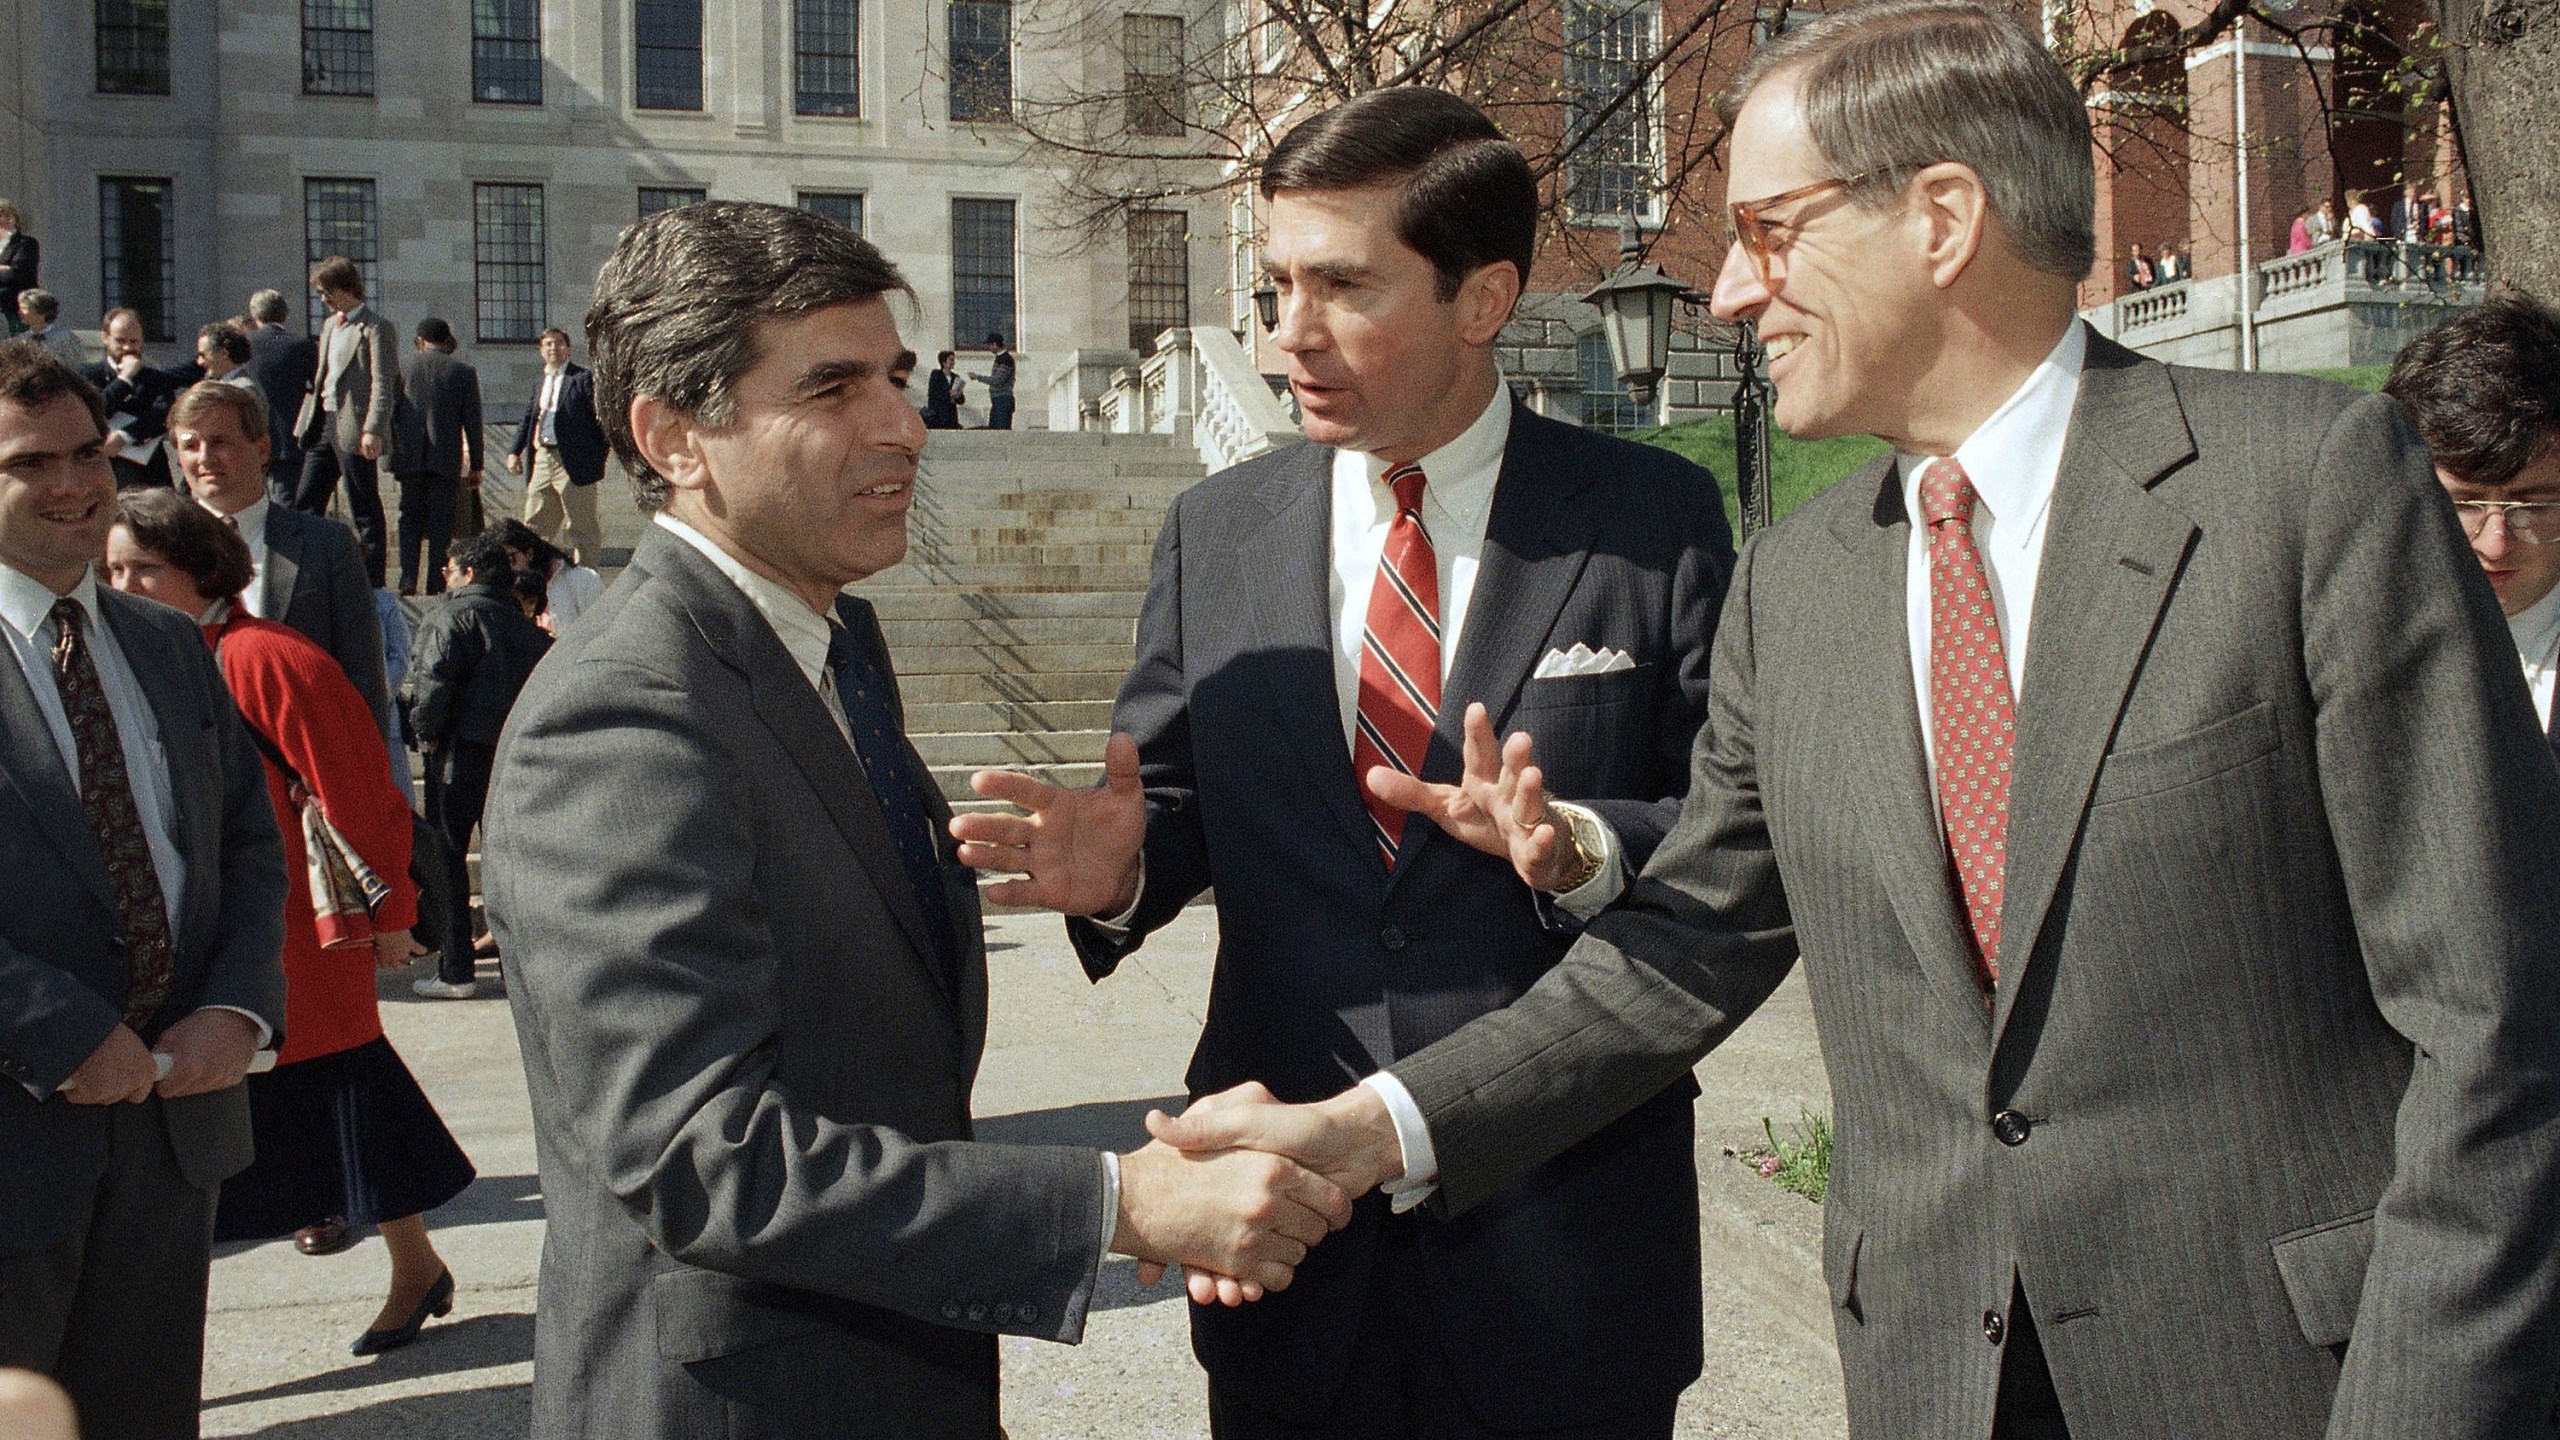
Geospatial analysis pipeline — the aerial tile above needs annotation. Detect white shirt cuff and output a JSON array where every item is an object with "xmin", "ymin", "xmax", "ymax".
[
  {"xmin": 1088, "ymin": 854, "xmax": 1147, "ymax": 936},
  {"xmin": 1546, "ymin": 802, "xmax": 1627, "ymax": 918},
  {"xmin": 201, "ymin": 1005, "xmax": 276, "ymax": 1050},
  {"xmin": 1097, "ymin": 1149, "xmax": 1122, "ymax": 1268},
  {"xmin": 1359, "ymin": 1071, "xmax": 1440, "ymax": 1213}
]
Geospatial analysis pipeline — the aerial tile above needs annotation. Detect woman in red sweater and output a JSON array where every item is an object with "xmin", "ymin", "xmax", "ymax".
[{"xmin": 106, "ymin": 489, "xmax": 474, "ymax": 1356}]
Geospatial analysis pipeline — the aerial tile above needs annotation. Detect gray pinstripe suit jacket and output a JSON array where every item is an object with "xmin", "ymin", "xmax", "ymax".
[{"xmin": 1392, "ymin": 335, "xmax": 2560, "ymax": 1440}]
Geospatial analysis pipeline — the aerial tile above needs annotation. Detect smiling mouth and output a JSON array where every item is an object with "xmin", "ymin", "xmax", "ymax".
[
  {"xmin": 1763, "ymin": 335, "xmax": 1801, "ymax": 361},
  {"xmin": 857, "ymin": 479, "xmax": 909, "ymax": 499},
  {"xmin": 41, "ymin": 499, "xmax": 101, "ymax": 524}
]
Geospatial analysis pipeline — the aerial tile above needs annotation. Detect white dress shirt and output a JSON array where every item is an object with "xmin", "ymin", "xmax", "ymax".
[
  {"xmin": 2508, "ymin": 581, "xmax": 2560, "ymax": 730},
  {"xmin": 202, "ymin": 495, "xmax": 272, "ymax": 617},
  {"xmin": 653, "ymin": 514, "xmax": 1124, "ymax": 1263},
  {"xmin": 535, "ymin": 366, "xmax": 566, "ymax": 441}
]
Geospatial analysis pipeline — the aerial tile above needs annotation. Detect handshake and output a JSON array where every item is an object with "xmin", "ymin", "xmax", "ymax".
[{"xmin": 1107, "ymin": 1081, "xmax": 1409, "ymax": 1306}]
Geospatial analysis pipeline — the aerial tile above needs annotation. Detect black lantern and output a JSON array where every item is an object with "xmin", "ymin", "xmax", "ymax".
[
  {"xmin": 1252, "ymin": 277, "xmax": 1279, "ymax": 332},
  {"xmin": 1578, "ymin": 215, "xmax": 1694, "ymax": 406}
]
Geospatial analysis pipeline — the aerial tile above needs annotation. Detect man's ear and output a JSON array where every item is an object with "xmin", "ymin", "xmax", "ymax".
[
  {"xmin": 1912, "ymin": 161, "xmax": 1992, "ymax": 291},
  {"xmin": 630, "ymin": 393, "xmax": 709, "ymax": 495},
  {"xmin": 1455, "ymin": 261, "xmax": 1523, "ymax": 347}
]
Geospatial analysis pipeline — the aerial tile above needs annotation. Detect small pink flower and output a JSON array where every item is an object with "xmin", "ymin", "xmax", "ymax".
[{"xmin": 1757, "ymin": 1155, "xmax": 1783, "ymax": 1178}]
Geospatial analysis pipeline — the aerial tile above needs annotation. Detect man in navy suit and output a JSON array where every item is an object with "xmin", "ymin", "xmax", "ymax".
[
  {"xmin": 955, "ymin": 88, "xmax": 1731, "ymax": 1438},
  {"xmin": 0, "ymin": 341, "xmax": 288, "ymax": 1435},
  {"xmin": 245, "ymin": 289, "xmax": 320, "ymax": 505},
  {"xmin": 505, "ymin": 327, "xmax": 609, "ymax": 565},
  {"xmin": 2386, "ymin": 292, "xmax": 2560, "ymax": 759}
]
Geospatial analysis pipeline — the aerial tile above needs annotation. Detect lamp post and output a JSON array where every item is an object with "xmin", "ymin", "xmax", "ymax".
[{"xmin": 1581, "ymin": 213, "xmax": 1774, "ymax": 539}]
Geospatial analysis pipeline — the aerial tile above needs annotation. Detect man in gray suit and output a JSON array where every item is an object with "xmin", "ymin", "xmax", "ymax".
[
  {"xmin": 391, "ymin": 316, "xmax": 485, "ymax": 595},
  {"xmin": 1160, "ymin": 6, "xmax": 2560, "ymax": 1437},
  {"xmin": 483, "ymin": 201, "xmax": 1351, "ymax": 1440},
  {"xmin": 292, "ymin": 255, "xmax": 398, "ymax": 587},
  {"xmin": 171, "ymin": 381, "xmax": 397, "ymax": 759},
  {"xmin": 0, "ymin": 342, "xmax": 288, "ymax": 1435}
]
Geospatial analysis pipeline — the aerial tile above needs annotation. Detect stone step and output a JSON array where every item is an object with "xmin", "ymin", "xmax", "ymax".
[
  {"xmin": 879, "ymin": 615, "xmax": 1137, "ymax": 647},
  {"xmin": 863, "ymin": 562, "xmax": 1158, "ymax": 590},
  {"xmin": 896, "ymin": 669, "xmax": 1127, "ymax": 704},
  {"xmin": 930, "ymin": 760, "xmax": 1100, "ymax": 801},
  {"xmin": 857, "ymin": 589, "xmax": 1144, "ymax": 620},
  {"xmin": 892, "ymin": 641, "xmax": 1138, "ymax": 675},
  {"xmin": 905, "ymin": 541, "xmax": 1160, "ymax": 567},
  {"xmin": 911, "ymin": 729, "xmax": 1109, "ymax": 767},
  {"xmin": 904, "ymin": 698, "xmax": 1117, "ymax": 733},
  {"xmin": 907, "ymin": 522, "xmax": 1167, "ymax": 546}
]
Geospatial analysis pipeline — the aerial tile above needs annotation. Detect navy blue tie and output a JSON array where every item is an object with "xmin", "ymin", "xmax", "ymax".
[{"xmin": 827, "ymin": 622, "xmax": 961, "ymax": 986}]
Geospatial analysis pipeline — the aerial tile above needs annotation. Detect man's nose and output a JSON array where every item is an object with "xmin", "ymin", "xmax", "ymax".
[
  {"xmin": 1272, "ymin": 291, "xmax": 1320, "ymax": 354},
  {"xmin": 1708, "ymin": 242, "xmax": 1769, "ymax": 323},
  {"xmin": 2475, "ymin": 514, "xmax": 2513, "ymax": 561}
]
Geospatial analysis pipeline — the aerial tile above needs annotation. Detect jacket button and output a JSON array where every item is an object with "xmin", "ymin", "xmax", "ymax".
[
  {"xmin": 1018, "ymin": 1303, "xmax": 1036, "ymax": 1324},
  {"xmin": 992, "ymin": 1302, "xmax": 1013, "ymax": 1323},
  {"xmin": 966, "ymin": 1302, "xmax": 987, "ymax": 1322},
  {"xmin": 941, "ymin": 1302, "xmax": 962, "ymax": 1320},
  {"xmin": 1983, "ymin": 1310, "xmax": 2006, "ymax": 1346},
  {"xmin": 1378, "ymin": 926, "xmax": 1406, "ymax": 952},
  {"xmin": 1992, "ymin": 1110, "xmax": 2030, "ymax": 1146}
]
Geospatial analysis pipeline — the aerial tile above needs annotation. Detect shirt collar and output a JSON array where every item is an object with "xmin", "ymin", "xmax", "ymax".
[
  {"xmin": 202, "ymin": 492, "xmax": 269, "ymax": 541},
  {"xmin": 1897, "ymin": 321, "xmax": 2088, "ymax": 533},
  {"xmin": 2508, "ymin": 579, "xmax": 2560, "ymax": 671},
  {"xmin": 652, "ymin": 512, "xmax": 836, "ymax": 687},
  {"xmin": 0, "ymin": 561, "xmax": 100, "ymax": 645},
  {"xmin": 1343, "ymin": 375, "xmax": 1512, "ymax": 530}
]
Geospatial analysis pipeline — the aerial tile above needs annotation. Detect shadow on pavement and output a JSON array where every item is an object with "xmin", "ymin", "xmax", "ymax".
[
  {"xmin": 977, "ymin": 1094, "xmax": 1184, "ymax": 1151},
  {"xmin": 216, "ymin": 1379, "xmax": 530, "ymax": 1438},
  {"xmin": 432, "ymin": 1171, "xmax": 544, "ymax": 1229},
  {"xmin": 204, "ymin": 1312, "xmax": 535, "ymax": 1411}
]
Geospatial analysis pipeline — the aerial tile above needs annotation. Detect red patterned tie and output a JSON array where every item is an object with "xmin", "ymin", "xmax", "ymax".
[
  {"xmin": 1920, "ymin": 459, "xmax": 2015, "ymax": 993},
  {"xmin": 1352, "ymin": 462, "xmax": 1441, "ymax": 869},
  {"xmin": 50, "ymin": 599, "xmax": 177, "ymax": 1030}
]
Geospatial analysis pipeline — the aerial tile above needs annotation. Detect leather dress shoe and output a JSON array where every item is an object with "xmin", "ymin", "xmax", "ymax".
[
  {"xmin": 352, "ymin": 1268, "xmax": 454, "ymax": 1356},
  {"xmin": 294, "ymin": 1218, "xmax": 354, "ymax": 1256}
]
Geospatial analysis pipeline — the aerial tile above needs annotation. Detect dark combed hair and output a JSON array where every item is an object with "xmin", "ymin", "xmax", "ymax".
[
  {"xmin": 2386, "ymin": 291, "xmax": 2560, "ymax": 488},
  {"xmin": 0, "ymin": 339, "xmax": 107, "ymax": 435},
  {"xmin": 115, "ymin": 486, "xmax": 255, "ymax": 602},
  {"xmin": 491, "ymin": 516, "xmax": 570, "ymax": 571},
  {"xmin": 449, "ymin": 530, "xmax": 515, "ymax": 585},
  {"xmin": 1260, "ymin": 87, "xmax": 1537, "ymax": 301},
  {"xmin": 585, "ymin": 200, "xmax": 911, "ymax": 511},
  {"xmin": 509, "ymin": 568, "xmax": 548, "ymax": 616},
  {"xmin": 416, "ymin": 316, "xmax": 457, "ymax": 349},
  {"xmin": 199, "ymin": 321, "xmax": 251, "ymax": 367}
]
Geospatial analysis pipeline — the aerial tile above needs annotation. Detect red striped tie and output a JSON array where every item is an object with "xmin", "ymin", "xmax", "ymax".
[{"xmin": 1353, "ymin": 462, "xmax": 1441, "ymax": 870}]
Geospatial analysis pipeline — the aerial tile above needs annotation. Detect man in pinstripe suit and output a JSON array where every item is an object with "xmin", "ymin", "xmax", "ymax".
[{"xmin": 1159, "ymin": 7, "xmax": 2560, "ymax": 1438}]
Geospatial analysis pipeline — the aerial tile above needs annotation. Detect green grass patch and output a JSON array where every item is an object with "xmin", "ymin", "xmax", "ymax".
[
  {"xmin": 1634, "ymin": 416, "xmax": 1887, "ymax": 529},
  {"xmin": 1736, "ymin": 1110, "xmax": 1832, "ymax": 1204},
  {"xmin": 2303, "ymin": 365, "xmax": 2390, "ymax": 394}
]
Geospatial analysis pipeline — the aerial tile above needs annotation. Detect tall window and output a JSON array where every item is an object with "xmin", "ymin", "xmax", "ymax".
[
  {"xmin": 636, "ymin": 0, "xmax": 704, "ymax": 111},
  {"xmin": 796, "ymin": 0, "xmax": 860, "ymax": 117},
  {"xmin": 98, "ymin": 178, "xmax": 175, "ymax": 342},
  {"xmin": 952, "ymin": 199, "xmax": 1016, "ymax": 348},
  {"xmin": 474, "ymin": 183, "xmax": 546, "ymax": 343},
  {"xmin": 1124, "ymin": 15, "xmax": 1184, "ymax": 137},
  {"xmin": 1577, "ymin": 331, "xmax": 1645, "ymax": 433},
  {"xmin": 639, "ymin": 187, "xmax": 706, "ymax": 217},
  {"xmin": 1128, "ymin": 210, "xmax": 1190, "ymax": 352},
  {"xmin": 948, "ymin": 0, "xmax": 1011, "ymax": 121},
  {"xmin": 303, "ymin": 179, "xmax": 381, "ymax": 331},
  {"xmin": 301, "ymin": 0, "xmax": 374, "ymax": 96},
  {"xmin": 799, "ymin": 192, "xmax": 865, "ymax": 234},
  {"xmin": 474, "ymin": 0, "xmax": 542, "ymax": 105},
  {"xmin": 1564, "ymin": 1, "xmax": 1661, "ymax": 222},
  {"xmin": 96, "ymin": 0, "xmax": 170, "ymax": 95}
]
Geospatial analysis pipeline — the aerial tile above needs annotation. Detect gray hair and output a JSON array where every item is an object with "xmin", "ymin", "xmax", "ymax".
[
  {"xmin": 1725, "ymin": 0, "xmax": 2096, "ymax": 281},
  {"xmin": 18, "ymin": 288, "xmax": 56, "ymax": 322},
  {"xmin": 247, "ymin": 288, "xmax": 290, "ymax": 325},
  {"xmin": 585, "ymin": 200, "xmax": 911, "ymax": 511}
]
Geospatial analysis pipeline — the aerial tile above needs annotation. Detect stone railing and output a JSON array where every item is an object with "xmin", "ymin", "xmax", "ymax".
[
  {"xmin": 2118, "ymin": 279, "xmax": 2192, "ymax": 332},
  {"xmin": 1183, "ymin": 325, "xmax": 1300, "ymax": 471},
  {"xmin": 2259, "ymin": 242, "xmax": 2341, "ymax": 302},
  {"xmin": 1072, "ymin": 326, "xmax": 1299, "ymax": 471},
  {"xmin": 1045, "ymin": 347, "xmax": 1141, "ymax": 431}
]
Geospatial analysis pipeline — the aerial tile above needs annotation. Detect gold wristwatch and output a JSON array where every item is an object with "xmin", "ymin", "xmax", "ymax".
[{"xmin": 1545, "ymin": 802, "xmax": 1606, "ymax": 895}]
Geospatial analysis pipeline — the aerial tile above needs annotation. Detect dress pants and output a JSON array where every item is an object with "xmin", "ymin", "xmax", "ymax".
[
  {"xmin": 0, "ymin": 1099, "xmax": 220, "ymax": 1439},
  {"xmin": 423, "ymin": 738, "xmax": 496, "ymax": 983},
  {"xmin": 294, "ymin": 438, "xmax": 389, "ymax": 588},
  {"xmin": 1205, "ymin": 1217, "xmax": 1679, "ymax": 1440},
  {"xmin": 1991, "ymin": 1289, "xmax": 2072, "ymax": 1440},
  {"xmin": 521, "ymin": 447, "xmax": 601, "ymax": 564},
  {"xmin": 986, "ymin": 395, "xmax": 1015, "ymax": 430},
  {"xmin": 395, "ymin": 472, "xmax": 459, "ymax": 593}
]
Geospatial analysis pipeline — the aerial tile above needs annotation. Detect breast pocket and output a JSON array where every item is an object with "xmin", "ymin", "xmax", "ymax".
[
  {"xmin": 1513, "ymin": 663, "xmax": 1654, "ymax": 714},
  {"xmin": 2091, "ymin": 700, "xmax": 2280, "ymax": 806}
]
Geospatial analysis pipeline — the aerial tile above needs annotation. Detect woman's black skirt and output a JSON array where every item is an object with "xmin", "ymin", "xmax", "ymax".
[{"xmin": 213, "ymin": 1035, "xmax": 477, "ymax": 1241}]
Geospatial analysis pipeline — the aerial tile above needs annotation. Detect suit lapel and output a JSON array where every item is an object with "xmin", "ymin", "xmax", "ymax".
[
  {"xmin": 259, "ymin": 510, "xmax": 298, "ymax": 624},
  {"xmin": 1825, "ymin": 459, "xmax": 1996, "ymax": 1033},
  {"xmin": 1443, "ymin": 410, "xmax": 1600, "ymax": 742},
  {"xmin": 0, "ymin": 635, "xmax": 115, "ymax": 913},
  {"xmin": 1989, "ymin": 343, "xmax": 2200, "ymax": 1045},
  {"xmin": 1238, "ymin": 444, "xmax": 1377, "ymax": 860}
]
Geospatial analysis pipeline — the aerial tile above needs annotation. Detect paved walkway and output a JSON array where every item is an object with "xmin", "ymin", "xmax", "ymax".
[{"xmin": 198, "ymin": 909, "xmax": 1845, "ymax": 1438}]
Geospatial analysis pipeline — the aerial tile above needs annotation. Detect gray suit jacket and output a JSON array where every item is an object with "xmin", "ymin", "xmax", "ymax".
[
  {"xmin": 259, "ymin": 504, "xmax": 393, "ymax": 743},
  {"xmin": 485, "ymin": 527, "xmax": 1109, "ymax": 1440},
  {"xmin": 1392, "ymin": 337, "xmax": 2560, "ymax": 1440},
  {"xmin": 392, "ymin": 348, "xmax": 484, "ymax": 481},
  {"xmin": 293, "ymin": 303, "xmax": 399, "ymax": 455},
  {"xmin": 0, "ymin": 584, "xmax": 288, "ymax": 1256}
]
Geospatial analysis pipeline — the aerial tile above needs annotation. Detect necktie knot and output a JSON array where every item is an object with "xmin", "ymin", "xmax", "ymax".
[
  {"xmin": 1385, "ymin": 462, "xmax": 1428, "ymax": 518},
  {"xmin": 826, "ymin": 621, "xmax": 865, "ymax": 678},
  {"xmin": 1918, "ymin": 458, "xmax": 1978, "ymax": 529},
  {"xmin": 50, "ymin": 596, "xmax": 86, "ymax": 637}
]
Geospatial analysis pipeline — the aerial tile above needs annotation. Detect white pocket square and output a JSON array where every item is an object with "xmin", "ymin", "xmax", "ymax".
[{"xmin": 1533, "ymin": 643, "xmax": 1637, "ymax": 679}]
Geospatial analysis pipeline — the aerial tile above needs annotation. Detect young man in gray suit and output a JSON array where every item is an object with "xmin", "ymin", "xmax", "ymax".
[
  {"xmin": 955, "ymin": 88, "xmax": 1731, "ymax": 1438},
  {"xmin": 1160, "ymin": 6, "xmax": 2560, "ymax": 1438},
  {"xmin": 0, "ymin": 342, "xmax": 288, "ymax": 1435},
  {"xmin": 481, "ymin": 201, "xmax": 1352, "ymax": 1440},
  {"xmin": 292, "ymin": 255, "xmax": 398, "ymax": 587}
]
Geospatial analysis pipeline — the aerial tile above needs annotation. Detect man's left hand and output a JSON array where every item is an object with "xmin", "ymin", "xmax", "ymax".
[
  {"xmin": 152, "ymin": 1009, "xmax": 262, "ymax": 1099},
  {"xmin": 1365, "ymin": 702, "xmax": 1575, "ymax": 891},
  {"xmin": 373, "ymin": 928, "xmax": 427, "ymax": 973},
  {"xmin": 358, "ymin": 433, "xmax": 383, "ymax": 461}
]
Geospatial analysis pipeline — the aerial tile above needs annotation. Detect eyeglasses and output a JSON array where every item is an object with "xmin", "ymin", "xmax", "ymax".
[
  {"xmin": 2453, "ymin": 499, "xmax": 2560, "ymax": 546},
  {"xmin": 1727, "ymin": 169, "xmax": 1890, "ymax": 287}
]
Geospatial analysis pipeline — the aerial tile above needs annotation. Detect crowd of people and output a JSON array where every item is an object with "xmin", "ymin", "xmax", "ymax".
[
  {"xmin": 2122, "ymin": 180, "xmax": 2487, "ymax": 294},
  {"xmin": 5, "ymin": 5, "xmax": 2560, "ymax": 1436}
]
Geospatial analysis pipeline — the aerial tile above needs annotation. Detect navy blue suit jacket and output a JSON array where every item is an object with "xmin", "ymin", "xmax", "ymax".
[
  {"xmin": 511, "ymin": 362, "xmax": 610, "ymax": 487},
  {"xmin": 1069, "ymin": 404, "xmax": 1733, "ymax": 1427}
]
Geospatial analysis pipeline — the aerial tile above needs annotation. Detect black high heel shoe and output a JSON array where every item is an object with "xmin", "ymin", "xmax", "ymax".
[{"xmin": 351, "ymin": 1268, "xmax": 454, "ymax": 1356}]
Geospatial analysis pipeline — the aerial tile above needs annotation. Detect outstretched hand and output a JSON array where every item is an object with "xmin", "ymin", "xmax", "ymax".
[
  {"xmin": 1112, "ymin": 1138, "xmax": 1353, "ymax": 1307},
  {"xmin": 1143, "ymin": 1082, "xmax": 1407, "ymax": 1306},
  {"xmin": 1364, "ymin": 703, "xmax": 1574, "ymax": 891},
  {"xmin": 951, "ymin": 732, "xmax": 1149, "ymax": 915}
]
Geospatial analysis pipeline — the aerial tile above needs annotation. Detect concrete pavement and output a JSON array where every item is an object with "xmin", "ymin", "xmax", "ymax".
[{"xmin": 198, "ymin": 907, "xmax": 1844, "ymax": 1438}]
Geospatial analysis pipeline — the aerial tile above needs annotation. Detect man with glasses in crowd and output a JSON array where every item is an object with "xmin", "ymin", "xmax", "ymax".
[{"xmin": 2386, "ymin": 291, "xmax": 2560, "ymax": 757}]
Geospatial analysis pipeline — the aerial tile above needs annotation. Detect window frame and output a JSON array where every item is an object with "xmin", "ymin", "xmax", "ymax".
[
  {"xmin": 1127, "ymin": 208, "xmax": 1191, "ymax": 354},
  {"xmin": 98, "ymin": 176, "xmax": 177, "ymax": 343},
  {"xmin": 473, "ymin": 182, "xmax": 548, "ymax": 345},
  {"xmin": 638, "ymin": 186, "xmax": 708, "ymax": 218},
  {"xmin": 635, "ymin": 0, "xmax": 706, "ymax": 112},
  {"xmin": 302, "ymin": 177, "xmax": 383, "ymax": 335},
  {"xmin": 1562, "ymin": 0, "xmax": 1665, "ymax": 226},
  {"xmin": 95, "ymin": 0, "xmax": 171, "ymax": 96},
  {"xmin": 1576, "ymin": 329, "xmax": 1647, "ymax": 433},
  {"xmin": 1123, "ymin": 13, "xmax": 1185, "ymax": 138},
  {"xmin": 950, "ymin": 196, "xmax": 1018, "ymax": 351},
  {"xmin": 798, "ymin": 192, "xmax": 866, "ymax": 235},
  {"xmin": 473, "ymin": 0, "xmax": 543, "ymax": 106},
  {"xmin": 300, "ymin": 0, "xmax": 376, "ymax": 98},
  {"xmin": 947, "ymin": 0, "xmax": 1013, "ymax": 123},
  {"xmin": 794, "ymin": 0, "xmax": 862, "ymax": 118}
]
